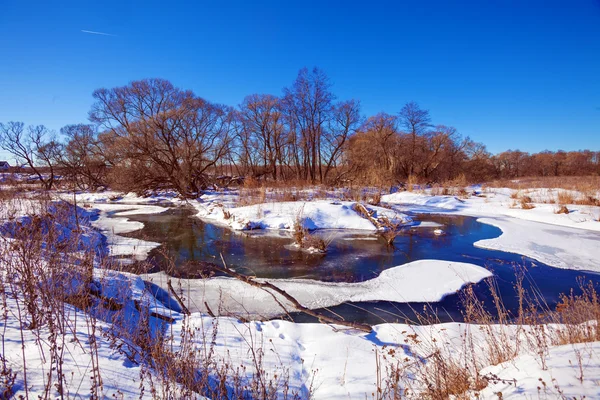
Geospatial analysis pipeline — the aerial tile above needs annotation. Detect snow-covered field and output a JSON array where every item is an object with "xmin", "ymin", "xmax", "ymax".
[{"xmin": 1, "ymin": 185, "xmax": 599, "ymax": 398}]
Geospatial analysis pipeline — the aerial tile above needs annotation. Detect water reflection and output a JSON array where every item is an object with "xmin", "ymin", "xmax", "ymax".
[{"xmin": 124, "ymin": 207, "xmax": 600, "ymax": 324}]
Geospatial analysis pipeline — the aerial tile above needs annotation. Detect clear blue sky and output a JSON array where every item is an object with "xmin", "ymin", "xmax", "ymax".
[{"xmin": 0, "ymin": 0, "xmax": 599, "ymax": 160}]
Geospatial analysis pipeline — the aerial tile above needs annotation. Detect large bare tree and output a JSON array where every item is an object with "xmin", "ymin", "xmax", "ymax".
[
  {"xmin": 89, "ymin": 78, "xmax": 233, "ymax": 197},
  {"xmin": 322, "ymin": 99, "xmax": 362, "ymax": 181},
  {"xmin": 236, "ymin": 94, "xmax": 287, "ymax": 180}
]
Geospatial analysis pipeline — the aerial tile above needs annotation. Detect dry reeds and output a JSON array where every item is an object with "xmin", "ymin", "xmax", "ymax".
[
  {"xmin": 0, "ymin": 195, "xmax": 308, "ymax": 399},
  {"xmin": 292, "ymin": 213, "xmax": 326, "ymax": 253},
  {"xmin": 379, "ymin": 269, "xmax": 600, "ymax": 399}
]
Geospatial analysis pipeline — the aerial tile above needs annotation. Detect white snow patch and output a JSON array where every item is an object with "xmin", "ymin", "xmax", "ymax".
[
  {"xmin": 475, "ymin": 216, "xmax": 600, "ymax": 272},
  {"xmin": 194, "ymin": 200, "xmax": 411, "ymax": 231},
  {"xmin": 88, "ymin": 203, "xmax": 166, "ymax": 259},
  {"xmin": 145, "ymin": 260, "xmax": 492, "ymax": 318},
  {"xmin": 480, "ymin": 341, "xmax": 600, "ymax": 399},
  {"xmin": 382, "ymin": 189, "xmax": 600, "ymax": 272}
]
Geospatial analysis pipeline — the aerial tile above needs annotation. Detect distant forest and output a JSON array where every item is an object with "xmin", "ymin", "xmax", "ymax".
[{"xmin": 1, "ymin": 68, "xmax": 598, "ymax": 196}]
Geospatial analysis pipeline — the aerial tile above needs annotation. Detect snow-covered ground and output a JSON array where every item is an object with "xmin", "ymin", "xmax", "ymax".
[
  {"xmin": 2, "ymin": 259, "xmax": 597, "ymax": 399},
  {"xmin": 383, "ymin": 188, "xmax": 600, "ymax": 272},
  {"xmin": 383, "ymin": 188, "xmax": 600, "ymax": 232},
  {"xmin": 59, "ymin": 191, "xmax": 184, "ymax": 260},
  {"xmin": 194, "ymin": 199, "xmax": 411, "ymax": 231},
  {"xmin": 2, "ymin": 186, "xmax": 599, "ymax": 398}
]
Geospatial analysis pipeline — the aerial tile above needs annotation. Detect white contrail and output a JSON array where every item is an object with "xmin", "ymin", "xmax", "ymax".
[{"xmin": 81, "ymin": 30, "xmax": 116, "ymax": 37}]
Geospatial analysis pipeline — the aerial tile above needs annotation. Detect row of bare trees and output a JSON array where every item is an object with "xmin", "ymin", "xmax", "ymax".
[
  {"xmin": 234, "ymin": 68, "xmax": 361, "ymax": 184},
  {"xmin": 1, "ymin": 68, "xmax": 599, "ymax": 196},
  {"xmin": 491, "ymin": 149, "xmax": 600, "ymax": 179}
]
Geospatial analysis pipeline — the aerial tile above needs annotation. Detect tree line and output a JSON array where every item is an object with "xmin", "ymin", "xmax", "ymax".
[{"xmin": 1, "ymin": 68, "xmax": 599, "ymax": 196}]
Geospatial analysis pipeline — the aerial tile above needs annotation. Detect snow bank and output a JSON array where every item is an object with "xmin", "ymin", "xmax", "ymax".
[
  {"xmin": 474, "ymin": 216, "xmax": 600, "ymax": 272},
  {"xmin": 73, "ymin": 190, "xmax": 183, "ymax": 205},
  {"xmin": 382, "ymin": 189, "xmax": 600, "ymax": 272},
  {"xmin": 382, "ymin": 191, "xmax": 465, "ymax": 210},
  {"xmin": 194, "ymin": 200, "xmax": 412, "ymax": 231},
  {"xmin": 384, "ymin": 188, "xmax": 600, "ymax": 232},
  {"xmin": 145, "ymin": 260, "xmax": 492, "ymax": 318},
  {"xmin": 479, "ymin": 341, "xmax": 600, "ymax": 398},
  {"xmin": 87, "ymin": 203, "xmax": 167, "ymax": 260}
]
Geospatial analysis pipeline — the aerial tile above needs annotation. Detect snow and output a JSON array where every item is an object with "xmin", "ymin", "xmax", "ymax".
[
  {"xmin": 87, "ymin": 203, "xmax": 166, "ymax": 260},
  {"xmin": 145, "ymin": 260, "xmax": 493, "ymax": 318},
  {"xmin": 1, "ymin": 295, "xmax": 167, "ymax": 399},
  {"xmin": 383, "ymin": 188, "xmax": 600, "ymax": 232},
  {"xmin": 194, "ymin": 199, "xmax": 412, "ymax": 231},
  {"xmin": 479, "ymin": 341, "xmax": 600, "ymax": 399},
  {"xmin": 474, "ymin": 216, "xmax": 600, "ymax": 272},
  {"xmin": 383, "ymin": 191, "xmax": 466, "ymax": 211},
  {"xmin": 1, "ymin": 187, "xmax": 599, "ymax": 398},
  {"xmin": 383, "ymin": 188, "xmax": 600, "ymax": 273}
]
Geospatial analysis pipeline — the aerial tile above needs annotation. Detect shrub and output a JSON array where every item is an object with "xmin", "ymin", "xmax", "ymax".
[
  {"xmin": 557, "ymin": 191, "xmax": 575, "ymax": 205},
  {"xmin": 520, "ymin": 196, "xmax": 535, "ymax": 209}
]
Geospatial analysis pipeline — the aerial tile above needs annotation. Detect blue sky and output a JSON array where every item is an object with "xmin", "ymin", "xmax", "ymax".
[{"xmin": 0, "ymin": 0, "xmax": 599, "ymax": 160}]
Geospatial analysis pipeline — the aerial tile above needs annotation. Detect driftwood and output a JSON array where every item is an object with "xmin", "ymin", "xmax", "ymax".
[
  {"xmin": 210, "ymin": 258, "xmax": 373, "ymax": 333},
  {"xmin": 353, "ymin": 203, "xmax": 382, "ymax": 228},
  {"xmin": 167, "ymin": 279, "xmax": 191, "ymax": 315}
]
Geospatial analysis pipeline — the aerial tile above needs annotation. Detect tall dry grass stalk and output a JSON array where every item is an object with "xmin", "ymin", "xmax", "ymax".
[
  {"xmin": 0, "ymin": 195, "xmax": 310, "ymax": 399},
  {"xmin": 378, "ymin": 270, "xmax": 600, "ymax": 399}
]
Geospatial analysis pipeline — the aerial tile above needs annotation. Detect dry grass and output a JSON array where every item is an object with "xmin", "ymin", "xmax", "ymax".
[
  {"xmin": 292, "ymin": 213, "xmax": 327, "ymax": 253},
  {"xmin": 406, "ymin": 175, "xmax": 418, "ymax": 192},
  {"xmin": 0, "ymin": 195, "xmax": 311, "ymax": 399},
  {"xmin": 488, "ymin": 175, "xmax": 600, "ymax": 191},
  {"xmin": 237, "ymin": 179, "xmax": 336, "ymax": 206},
  {"xmin": 379, "ymin": 269, "xmax": 600, "ymax": 399},
  {"xmin": 489, "ymin": 176, "xmax": 600, "ymax": 206},
  {"xmin": 557, "ymin": 191, "xmax": 576, "ymax": 205},
  {"xmin": 520, "ymin": 196, "xmax": 535, "ymax": 209}
]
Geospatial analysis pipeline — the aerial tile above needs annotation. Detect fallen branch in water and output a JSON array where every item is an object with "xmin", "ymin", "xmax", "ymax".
[{"xmin": 210, "ymin": 255, "xmax": 373, "ymax": 333}]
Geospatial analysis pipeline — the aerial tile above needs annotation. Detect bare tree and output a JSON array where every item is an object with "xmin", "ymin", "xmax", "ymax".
[
  {"xmin": 346, "ymin": 113, "xmax": 399, "ymax": 185},
  {"xmin": 322, "ymin": 99, "xmax": 362, "ymax": 181},
  {"xmin": 398, "ymin": 102, "xmax": 432, "ymax": 177},
  {"xmin": 59, "ymin": 124, "xmax": 108, "ymax": 189},
  {"xmin": 0, "ymin": 122, "xmax": 60, "ymax": 190},
  {"xmin": 283, "ymin": 67, "xmax": 335, "ymax": 183},
  {"xmin": 237, "ymin": 94, "xmax": 287, "ymax": 180},
  {"xmin": 89, "ymin": 78, "xmax": 233, "ymax": 197}
]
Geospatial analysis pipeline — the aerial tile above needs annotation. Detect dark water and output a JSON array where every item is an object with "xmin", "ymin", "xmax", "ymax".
[{"xmin": 124, "ymin": 207, "xmax": 600, "ymax": 324}]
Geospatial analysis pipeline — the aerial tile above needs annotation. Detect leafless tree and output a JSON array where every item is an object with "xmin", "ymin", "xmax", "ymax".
[
  {"xmin": 236, "ymin": 94, "xmax": 287, "ymax": 180},
  {"xmin": 346, "ymin": 113, "xmax": 399, "ymax": 185},
  {"xmin": 322, "ymin": 99, "xmax": 362, "ymax": 181},
  {"xmin": 283, "ymin": 67, "xmax": 335, "ymax": 183},
  {"xmin": 0, "ymin": 122, "xmax": 60, "ymax": 190},
  {"xmin": 58, "ymin": 124, "xmax": 108, "ymax": 190},
  {"xmin": 89, "ymin": 78, "xmax": 233, "ymax": 197},
  {"xmin": 398, "ymin": 102, "xmax": 432, "ymax": 177}
]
